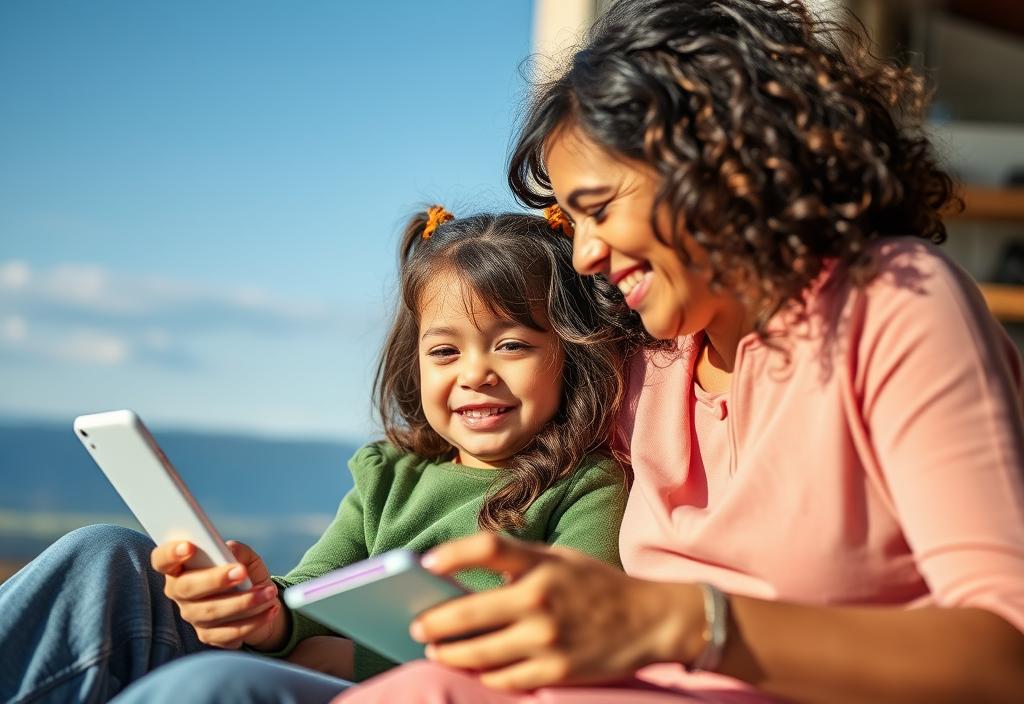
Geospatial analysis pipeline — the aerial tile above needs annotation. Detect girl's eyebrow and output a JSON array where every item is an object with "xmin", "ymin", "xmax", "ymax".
[
  {"xmin": 567, "ymin": 186, "xmax": 612, "ymax": 210},
  {"xmin": 420, "ymin": 320, "xmax": 526, "ymax": 341},
  {"xmin": 420, "ymin": 326, "xmax": 458, "ymax": 341}
]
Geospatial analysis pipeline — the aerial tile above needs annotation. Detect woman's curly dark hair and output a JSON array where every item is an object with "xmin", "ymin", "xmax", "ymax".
[
  {"xmin": 510, "ymin": 0, "xmax": 959, "ymax": 330},
  {"xmin": 374, "ymin": 210, "xmax": 634, "ymax": 533}
]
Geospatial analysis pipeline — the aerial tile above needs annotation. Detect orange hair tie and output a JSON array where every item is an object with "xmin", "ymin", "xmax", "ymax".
[
  {"xmin": 544, "ymin": 203, "xmax": 573, "ymax": 237},
  {"xmin": 423, "ymin": 205, "xmax": 455, "ymax": 240}
]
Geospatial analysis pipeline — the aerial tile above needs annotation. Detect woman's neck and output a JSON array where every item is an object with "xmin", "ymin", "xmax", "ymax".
[{"xmin": 702, "ymin": 294, "xmax": 755, "ymax": 373}]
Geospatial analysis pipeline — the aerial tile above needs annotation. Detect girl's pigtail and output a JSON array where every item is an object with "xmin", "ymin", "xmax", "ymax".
[{"xmin": 399, "ymin": 205, "xmax": 453, "ymax": 264}]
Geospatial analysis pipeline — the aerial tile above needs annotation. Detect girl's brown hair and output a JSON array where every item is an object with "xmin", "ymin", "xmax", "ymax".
[
  {"xmin": 373, "ymin": 210, "xmax": 636, "ymax": 532},
  {"xmin": 510, "ymin": 0, "xmax": 958, "ymax": 331}
]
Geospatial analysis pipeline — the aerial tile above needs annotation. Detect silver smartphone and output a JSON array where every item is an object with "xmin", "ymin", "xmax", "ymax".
[
  {"xmin": 283, "ymin": 549, "xmax": 468, "ymax": 663},
  {"xmin": 73, "ymin": 409, "xmax": 252, "ymax": 590}
]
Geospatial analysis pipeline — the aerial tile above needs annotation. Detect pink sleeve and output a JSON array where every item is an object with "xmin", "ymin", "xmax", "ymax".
[{"xmin": 858, "ymin": 249, "xmax": 1024, "ymax": 632}]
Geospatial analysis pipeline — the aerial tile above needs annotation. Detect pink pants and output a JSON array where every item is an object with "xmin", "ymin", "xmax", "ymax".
[{"xmin": 335, "ymin": 661, "xmax": 777, "ymax": 703}]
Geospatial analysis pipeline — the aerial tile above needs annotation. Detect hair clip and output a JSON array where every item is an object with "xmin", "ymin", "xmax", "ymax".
[
  {"xmin": 423, "ymin": 205, "xmax": 455, "ymax": 240},
  {"xmin": 544, "ymin": 203, "xmax": 573, "ymax": 237}
]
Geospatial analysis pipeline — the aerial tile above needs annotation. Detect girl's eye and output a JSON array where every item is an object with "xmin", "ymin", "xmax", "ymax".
[
  {"xmin": 498, "ymin": 341, "xmax": 532, "ymax": 353},
  {"xmin": 590, "ymin": 204, "xmax": 608, "ymax": 223},
  {"xmin": 427, "ymin": 346, "xmax": 458, "ymax": 358}
]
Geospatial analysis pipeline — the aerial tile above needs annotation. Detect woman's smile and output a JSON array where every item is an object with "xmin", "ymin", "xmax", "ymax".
[{"xmin": 610, "ymin": 263, "xmax": 654, "ymax": 309}]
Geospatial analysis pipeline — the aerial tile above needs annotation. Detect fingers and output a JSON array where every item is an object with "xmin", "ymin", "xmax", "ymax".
[
  {"xmin": 479, "ymin": 656, "xmax": 574, "ymax": 692},
  {"xmin": 195, "ymin": 602, "xmax": 281, "ymax": 650},
  {"xmin": 425, "ymin": 614, "xmax": 558, "ymax": 671},
  {"xmin": 164, "ymin": 561, "xmax": 252, "ymax": 601},
  {"xmin": 421, "ymin": 533, "xmax": 547, "ymax": 580},
  {"xmin": 177, "ymin": 584, "xmax": 279, "ymax": 629},
  {"xmin": 226, "ymin": 540, "xmax": 271, "ymax": 584},
  {"xmin": 152, "ymin": 540, "xmax": 255, "ymax": 602},
  {"xmin": 412, "ymin": 575, "xmax": 547, "ymax": 644},
  {"xmin": 150, "ymin": 540, "xmax": 195, "ymax": 577}
]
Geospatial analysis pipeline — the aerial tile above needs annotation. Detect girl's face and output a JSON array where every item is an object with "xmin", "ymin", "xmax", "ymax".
[
  {"xmin": 417, "ymin": 274, "xmax": 564, "ymax": 469},
  {"xmin": 545, "ymin": 127, "xmax": 727, "ymax": 341}
]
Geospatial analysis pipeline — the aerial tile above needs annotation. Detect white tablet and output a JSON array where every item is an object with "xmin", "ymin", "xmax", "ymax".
[{"xmin": 73, "ymin": 409, "xmax": 252, "ymax": 590}]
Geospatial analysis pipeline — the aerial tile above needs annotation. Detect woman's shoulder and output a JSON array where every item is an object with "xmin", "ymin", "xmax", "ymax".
[
  {"xmin": 810, "ymin": 236, "xmax": 1022, "ymax": 390},
  {"xmin": 845, "ymin": 236, "xmax": 976, "ymax": 304},
  {"xmin": 808, "ymin": 236, "xmax": 992, "ymax": 335}
]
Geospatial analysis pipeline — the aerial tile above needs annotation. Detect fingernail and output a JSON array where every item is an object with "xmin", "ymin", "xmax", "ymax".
[
  {"xmin": 410, "ymin": 621, "xmax": 425, "ymax": 641},
  {"xmin": 424, "ymin": 644, "xmax": 436, "ymax": 659},
  {"xmin": 420, "ymin": 552, "xmax": 437, "ymax": 569},
  {"xmin": 261, "ymin": 586, "xmax": 277, "ymax": 601},
  {"xmin": 175, "ymin": 543, "xmax": 190, "ymax": 557},
  {"xmin": 228, "ymin": 566, "xmax": 245, "ymax": 581}
]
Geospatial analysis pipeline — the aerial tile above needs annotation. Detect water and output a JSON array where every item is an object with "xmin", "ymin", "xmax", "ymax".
[{"xmin": 0, "ymin": 419, "xmax": 361, "ymax": 575}]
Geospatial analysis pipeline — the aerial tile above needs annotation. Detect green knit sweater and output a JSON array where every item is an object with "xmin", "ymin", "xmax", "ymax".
[{"xmin": 268, "ymin": 441, "xmax": 627, "ymax": 681}]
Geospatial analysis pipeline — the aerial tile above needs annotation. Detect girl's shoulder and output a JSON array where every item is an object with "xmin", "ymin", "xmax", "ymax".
[
  {"xmin": 346, "ymin": 440, "xmax": 428, "ymax": 482},
  {"xmin": 548, "ymin": 452, "xmax": 627, "ymax": 498}
]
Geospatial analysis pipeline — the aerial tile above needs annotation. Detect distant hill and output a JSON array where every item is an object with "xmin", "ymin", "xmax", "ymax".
[{"xmin": 0, "ymin": 420, "xmax": 362, "ymax": 574}]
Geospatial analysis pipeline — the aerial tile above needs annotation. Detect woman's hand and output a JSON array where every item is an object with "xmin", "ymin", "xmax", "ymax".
[
  {"xmin": 151, "ymin": 539, "xmax": 286, "ymax": 651},
  {"xmin": 410, "ymin": 533, "xmax": 707, "ymax": 691}
]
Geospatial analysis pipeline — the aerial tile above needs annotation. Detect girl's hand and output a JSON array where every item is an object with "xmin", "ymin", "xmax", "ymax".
[
  {"xmin": 410, "ymin": 533, "xmax": 707, "ymax": 691},
  {"xmin": 286, "ymin": 635, "xmax": 356, "ymax": 679},
  {"xmin": 151, "ymin": 539, "xmax": 286, "ymax": 651}
]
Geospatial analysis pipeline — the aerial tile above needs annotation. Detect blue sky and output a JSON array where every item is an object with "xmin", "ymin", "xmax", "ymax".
[{"xmin": 0, "ymin": 1, "xmax": 538, "ymax": 441}]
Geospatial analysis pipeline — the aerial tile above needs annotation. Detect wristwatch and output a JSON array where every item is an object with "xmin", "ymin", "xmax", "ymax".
[{"xmin": 687, "ymin": 582, "xmax": 729, "ymax": 672}]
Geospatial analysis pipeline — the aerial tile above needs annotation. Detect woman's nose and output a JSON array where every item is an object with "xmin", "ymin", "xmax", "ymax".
[{"xmin": 571, "ymin": 226, "xmax": 610, "ymax": 276}]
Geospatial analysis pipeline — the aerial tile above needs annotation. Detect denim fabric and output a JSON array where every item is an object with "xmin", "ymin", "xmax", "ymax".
[
  {"xmin": 110, "ymin": 652, "xmax": 352, "ymax": 704},
  {"xmin": 0, "ymin": 524, "xmax": 353, "ymax": 703}
]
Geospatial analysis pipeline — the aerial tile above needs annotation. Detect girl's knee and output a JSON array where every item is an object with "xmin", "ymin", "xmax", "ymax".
[
  {"xmin": 45, "ymin": 524, "xmax": 156, "ymax": 585},
  {"xmin": 59, "ymin": 523, "xmax": 154, "ymax": 557}
]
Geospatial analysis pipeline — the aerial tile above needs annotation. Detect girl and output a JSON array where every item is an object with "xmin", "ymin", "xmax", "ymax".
[{"xmin": 0, "ymin": 207, "xmax": 634, "ymax": 702}]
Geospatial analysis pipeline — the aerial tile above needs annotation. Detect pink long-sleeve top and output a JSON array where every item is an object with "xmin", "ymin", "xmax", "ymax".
[{"xmin": 617, "ymin": 238, "xmax": 1024, "ymax": 696}]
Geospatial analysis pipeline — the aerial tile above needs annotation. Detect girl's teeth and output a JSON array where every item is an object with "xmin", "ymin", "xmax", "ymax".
[{"xmin": 462, "ymin": 408, "xmax": 507, "ymax": 418}]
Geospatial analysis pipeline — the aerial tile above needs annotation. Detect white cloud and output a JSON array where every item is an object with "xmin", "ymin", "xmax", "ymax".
[
  {"xmin": 1, "ymin": 316, "xmax": 27, "ymax": 343},
  {"xmin": 0, "ymin": 260, "xmax": 31, "ymax": 289},
  {"xmin": 58, "ymin": 329, "xmax": 131, "ymax": 366},
  {"xmin": 0, "ymin": 259, "xmax": 355, "ymax": 332}
]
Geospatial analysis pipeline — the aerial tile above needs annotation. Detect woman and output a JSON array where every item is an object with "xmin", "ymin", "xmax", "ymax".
[{"xmin": 334, "ymin": 0, "xmax": 1024, "ymax": 702}]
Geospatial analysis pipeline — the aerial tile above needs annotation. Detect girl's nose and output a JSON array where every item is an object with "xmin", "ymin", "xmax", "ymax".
[
  {"xmin": 458, "ymin": 361, "xmax": 498, "ymax": 389},
  {"xmin": 571, "ymin": 225, "xmax": 610, "ymax": 276}
]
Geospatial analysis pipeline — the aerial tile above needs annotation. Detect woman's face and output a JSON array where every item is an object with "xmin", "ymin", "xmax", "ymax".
[{"xmin": 545, "ymin": 127, "xmax": 726, "ymax": 341}]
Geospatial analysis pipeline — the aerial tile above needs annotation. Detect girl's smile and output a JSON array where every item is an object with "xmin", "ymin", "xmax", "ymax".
[{"xmin": 453, "ymin": 403, "xmax": 515, "ymax": 430}]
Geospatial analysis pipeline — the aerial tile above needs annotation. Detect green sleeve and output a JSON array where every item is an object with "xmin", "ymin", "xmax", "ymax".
[
  {"xmin": 546, "ymin": 456, "xmax": 627, "ymax": 569},
  {"xmin": 260, "ymin": 444, "xmax": 379, "ymax": 658}
]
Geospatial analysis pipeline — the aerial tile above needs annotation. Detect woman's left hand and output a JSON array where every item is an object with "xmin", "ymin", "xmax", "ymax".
[{"xmin": 410, "ymin": 533, "xmax": 706, "ymax": 691}]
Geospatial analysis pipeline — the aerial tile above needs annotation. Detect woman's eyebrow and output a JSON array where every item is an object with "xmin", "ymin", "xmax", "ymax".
[{"xmin": 567, "ymin": 186, "xmax": 612, "ymax": 210}]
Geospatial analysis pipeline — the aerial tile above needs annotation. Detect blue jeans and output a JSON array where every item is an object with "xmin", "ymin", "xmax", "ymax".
[{"xmin": 0, "ymin": 524, "xmax": 353, "ymax": 703}]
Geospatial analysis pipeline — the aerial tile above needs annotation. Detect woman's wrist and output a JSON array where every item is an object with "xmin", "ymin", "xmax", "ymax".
[{"xmin": 643, "ymin": 580, "xmax": 708, "ymax": 666}]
